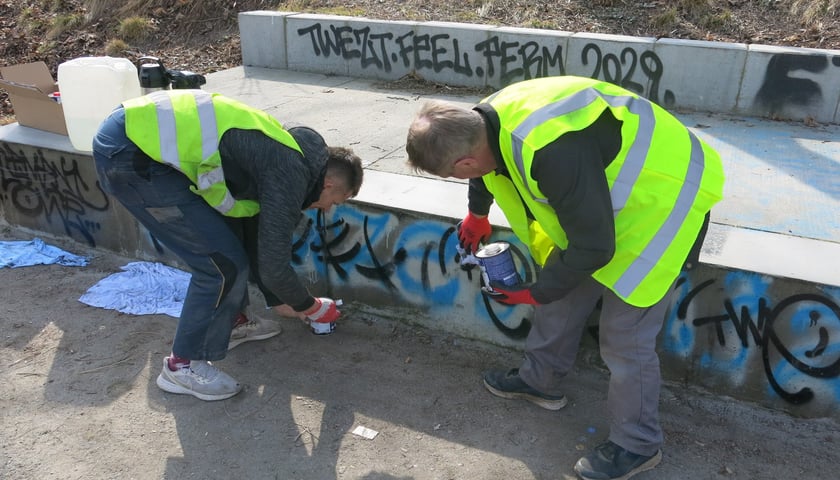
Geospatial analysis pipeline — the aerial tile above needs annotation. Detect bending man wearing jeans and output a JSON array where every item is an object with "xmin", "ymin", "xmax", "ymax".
[{"xmin": 92, "ymin": 89, "xmax": 363, "ymax": 401}]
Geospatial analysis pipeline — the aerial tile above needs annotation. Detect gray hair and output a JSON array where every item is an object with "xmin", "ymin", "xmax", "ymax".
[{"xmin": 405, "ymin": 100, "xmax": 484, "ymax": 176}]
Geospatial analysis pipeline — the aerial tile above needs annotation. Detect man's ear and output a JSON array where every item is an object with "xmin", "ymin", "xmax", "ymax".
[{"xmin": 454, "ymin": 156, "xmax": 480, "ymax": 170}]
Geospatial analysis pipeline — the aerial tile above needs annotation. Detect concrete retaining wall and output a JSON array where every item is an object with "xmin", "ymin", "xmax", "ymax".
[
  {"xmin": 239, "ymin": 11, "xmax": 840, "ymax": 124},
  {"xmin": 2, "ymin": 130, "xmax": 839, "ymax": 419}
]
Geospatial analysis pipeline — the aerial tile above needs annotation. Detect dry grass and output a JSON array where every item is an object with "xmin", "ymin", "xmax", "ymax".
[
  {"xmin": 792, "ymin": 0, "xmax": 840, "ymax": 24},
  {"xmin": 118, "ymin": 16, "xmax": 154, "ymax": 42},
  {"xmin": 46, "ymin": 13, "xmax": 84, "ymax": 39}
]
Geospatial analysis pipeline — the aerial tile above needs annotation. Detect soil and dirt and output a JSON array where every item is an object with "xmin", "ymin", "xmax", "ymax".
[
  {"xmin": 3, "ymin": 2, "xmax": 840, "ymax": 479},
  {"xmin": 2, "ymin": 0, "xmax": 840, "ymax": 125},
  {"xmin": 2, "ymin": 224, "xmax": 839, "ymax": 479}
]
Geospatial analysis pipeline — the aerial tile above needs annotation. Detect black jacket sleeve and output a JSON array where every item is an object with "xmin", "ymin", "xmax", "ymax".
[
  {"xmin": 219, "ymin": 127, "xmax": 327, "ymax": 312},
  {"xmin": 527, "ymin": 110, "xmax": 622, "ymax": 303}
]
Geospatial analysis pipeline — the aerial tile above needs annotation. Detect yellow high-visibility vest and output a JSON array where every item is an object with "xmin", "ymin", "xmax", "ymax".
[
  {"xmin": 123, "ymin": 90, "xmax": 302, "ymax": 217},
  {"xmin": 481, "ymin": 77, "xmax": 725, "ymax": 307}
]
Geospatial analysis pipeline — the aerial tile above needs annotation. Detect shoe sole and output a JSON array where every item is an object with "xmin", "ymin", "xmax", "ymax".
[
  {"xmin": 575, "ymin": 449, "xmax": 662, "ymax": 480},
  {"xmin": 227, "ymin": 328, "xmax": 282, "ymax": 350},
  {"xmin": 483, "ymin": 379, "xmax": 568, "ymax": 410},
  {"xmin": 156, "ymin": 373, "xmax": 241, "ymax": 401}
]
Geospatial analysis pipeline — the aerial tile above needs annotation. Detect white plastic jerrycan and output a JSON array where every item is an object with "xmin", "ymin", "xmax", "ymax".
[{"xmin": 57, "ymin": 56, "xmax": 142, "ymax": 152}]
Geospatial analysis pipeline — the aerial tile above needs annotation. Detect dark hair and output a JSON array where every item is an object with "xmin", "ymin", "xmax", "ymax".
[{"xmin": 326, "ymin": 146, "xmax": 364, "ymax": 197}]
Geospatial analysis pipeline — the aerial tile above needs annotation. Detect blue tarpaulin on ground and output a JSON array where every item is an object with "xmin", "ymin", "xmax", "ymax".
[
  {"xmin": 0, "ymin": 238, "xmax": 88, "ymax": 268},
  {"xmin": 79, "ymin": 261, "xmax": 190, "ymax": 318}
]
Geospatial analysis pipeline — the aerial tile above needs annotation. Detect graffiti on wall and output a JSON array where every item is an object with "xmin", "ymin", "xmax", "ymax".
[
  {"xmin": 667, "ymin": 272, "xmax": 840, "ymax": 406},
  {"xmin": 296, "ymin": 206, "xmax": 536, "ymax": 338},
  {"xmin": 295, "ymin": 206, "xmax": 840, "ymax": 407},
  {"xmin": 294, "ymin": 20, "xmax": 840, "ymax": 120},
  {"xmin": 753, "ymin": 52, "xmax": 840, "ymax": 117},
  {"xmin": 295, "ymin": 22, "xmax": 674, "ymax": 102},
  {"xmin": 3, "ymin": 139, "xmax": 838, "ymax": 410},
  {"xmin": 0, "ymin": 144, "xmax": 109, "ymax": 246}
]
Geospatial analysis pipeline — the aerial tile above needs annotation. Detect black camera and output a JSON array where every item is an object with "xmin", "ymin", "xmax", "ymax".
[
  {"xmin": 167, "ymin": 69, "xmax": 206, "ymax": 89},
  {"xmin": 138, "ymin": 56, "xmax": 205, "ymax": 92}
]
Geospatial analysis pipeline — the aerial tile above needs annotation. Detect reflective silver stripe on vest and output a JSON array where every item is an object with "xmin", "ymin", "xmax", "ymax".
[
  {"xmin": 149, "ymin": 91, "xmax": 178, "ymax": 168},
  {"xmin": 148, "ymin": 91, "xmax": 232, "ymax": 214},
  {"xmin": 150, "ymin": 90, "xmax": 218, "ymax": 167},
  {"xmin": 201, "ymin": 172, "xmax": 235, "ymax": 213},
  {"xmin": 612, "ymin": 131, "xmax": 704, "ymax": 297},
  {"xmin": 509, "ymin": 88, "xmax": 653, "ymax": 211},
  {"xmin": 503, "ymin": 87, "xmax": 705, "ymax": 298},
  {"xmin": 217, "ymin": 189, "xmax": 236, "ymax": 214}
]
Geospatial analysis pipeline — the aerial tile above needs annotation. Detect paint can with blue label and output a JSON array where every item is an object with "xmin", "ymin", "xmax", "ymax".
[{"xmin": 476, "ymin": 242, "xmax": 520, "ymax": 287}]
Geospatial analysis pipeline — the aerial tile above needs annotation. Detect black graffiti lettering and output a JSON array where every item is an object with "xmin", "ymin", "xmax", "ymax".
[
  {"xmin": 354, "ymin": 216, "xmax": 403, "ymax": 289},
  {"xmin": 767, "ymin": 294, "xmax": 840, "ymax": 379},
  {"xmin": 539, "ymin": 44, "xmax": 564, "ymax": 77},
  {"xmin": 353, "ymin": 27, "xmax": 376, "ymax": 67},
  {"xmin": 475, "ymin": 36, "xmax": 501, "ymax": 78},
  {"xmin": 297, "ymin": 23, "xmax": 363, "ymax": 59},
  {"xmin": 680, "ymin": 280, "xmax": 840, "ymax": 405},
  {"xmin": 430, "ymin": 34, "xmax": 451, "ymax": 71},
  {"xmin": 601, "ymin": 52, "xmax": 623, "ymax": 85},
  {"xmin": 0, "ymin": 145, "xmax": 109, "ymax": 246},
  {"xmin": 296, "ymin": 24, "xmax": 678, "ymax": 95},
  {"xmin": 335, "ymin": 25, "xmax": 360, "ymax": 58},
  {"xmin": 439, "ymin": 226, "xmax": 456, "ymax": 275},
  {"xmin": 580, "ymin": 43, "xmax": 672, "ymax": 102},
  {"xmin": 311, "ymin": 214, "xmax": 361, "ymax": 280},
  {"xmin": 450, "ymin": 37, "xmax": 472, "ymax": 76},
  {"xmin": 482, "ymin": 291, "xmax": 531, "ymax": 339},
  {"xmin": 619, "ymin": 48, "xmax": 644, "ymax": 95},
  {"xmin": 640, "ymin": 51, "xmax": 670, "ymax": 104},
  {"xmin": 395, "ymin": 31, "xmax": 415, "ymax": 67},
  {"xmin": 499, "ymin": 40, "xmax": 521, "ymax": 82},
  {"xmin": 429, "ymin": 34, "xmax": 472, "ymax": 75},
  {"xmin": 582, "ymin": 43, "xmax": 603, "ymax": 79},
  {"xmin": 367, "ymin": 31, "xmax": 396, "ymax": 71},
  {"xmin": 754, "ymin": 53, "xmax": 827, "ymax": 113},
  {"xmin": 515, "ymin": 42, "xmax": 545, "ymax": 82},
  {"xmin": 412, "ymin": 33, "xmax": 433, "ymax": 70},
  {"xmin": 351, "ymin": 27, "xmax": 397, "ymax": 71},
  {"xmin": 297, "ymin": 23, "xmax": 339, "ymax": 57},
  {"xmin": 476, "ymin": 37, "xmax": 564, "ymax": 85},
  {"xmin": 421, "ymin": 241, "xmax": 434, "ymax": 290}
]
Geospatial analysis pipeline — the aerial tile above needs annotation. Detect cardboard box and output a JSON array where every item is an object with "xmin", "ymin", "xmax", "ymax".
[{"xmin": 0, "ymin": 61, "xmax": 68, "ymax": 135}]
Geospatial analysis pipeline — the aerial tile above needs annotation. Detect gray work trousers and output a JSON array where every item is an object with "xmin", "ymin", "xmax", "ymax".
[{"xmin": 518, "ymin": 276, "xmax": 673, "ymax": 456}]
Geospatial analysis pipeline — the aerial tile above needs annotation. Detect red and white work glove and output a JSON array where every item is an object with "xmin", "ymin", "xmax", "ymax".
[
  {"xmin": 482, "ymin": 282, "xmax": 540, "ymax": 305},
  {"xmin": 305, "ymin": 297, "xmax": 341, "ymax": 323},
  {"xmin": 458, "ymin": 211, "xmax": 492, "ymax": 254}
]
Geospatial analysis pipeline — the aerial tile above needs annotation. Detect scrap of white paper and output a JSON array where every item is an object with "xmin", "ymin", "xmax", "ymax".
[{"xmin": 352, "ymin": 425, "xmax": 379, "ymax": 440}]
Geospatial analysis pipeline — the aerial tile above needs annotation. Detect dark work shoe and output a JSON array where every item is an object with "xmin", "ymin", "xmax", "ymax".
[
  {"xmin": 482, "ymin": 368, "xmax": 567, "ymax": 410},
  {"xmin": 574, "ymin": 441, "xmax": 662, "ymax": 480}
]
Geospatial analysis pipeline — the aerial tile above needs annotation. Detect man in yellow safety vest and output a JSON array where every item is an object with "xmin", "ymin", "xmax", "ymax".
[
  {"xmin": 405, "ymin": 76, "xmax": 724, "ymax": 480},
  {"xmin": 93, "ymin": 89, "xmax": 363, "ymax": 401}
]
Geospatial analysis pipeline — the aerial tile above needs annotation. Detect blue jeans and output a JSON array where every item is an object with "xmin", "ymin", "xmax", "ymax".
[{"xmin": 92, "ymin": 107, "xmax": 249, "ymax": 361}]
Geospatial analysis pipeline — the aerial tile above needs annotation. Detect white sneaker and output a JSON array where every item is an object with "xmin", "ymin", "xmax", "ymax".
[
  {"xmin": 156, "ymin": 357, "xmax": 242, "ymax": 401},
  {"xmin": 228, "ymin": 308, "xmax": 283, "ymax": 350}
]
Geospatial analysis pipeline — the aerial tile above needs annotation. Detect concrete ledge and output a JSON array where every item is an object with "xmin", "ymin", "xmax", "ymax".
[{"xmin": 239, "ymin": 11, "xmax": 840, "ymax": 124}]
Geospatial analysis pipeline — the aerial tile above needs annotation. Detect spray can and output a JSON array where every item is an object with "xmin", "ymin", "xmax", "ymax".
[
  {"xmin": 475, "ymin": 242, "xmax": 521, "ymax": 288},
  {"xmin": 310, "ymin": 299, "xmax": 343, "ymax": 335}
]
